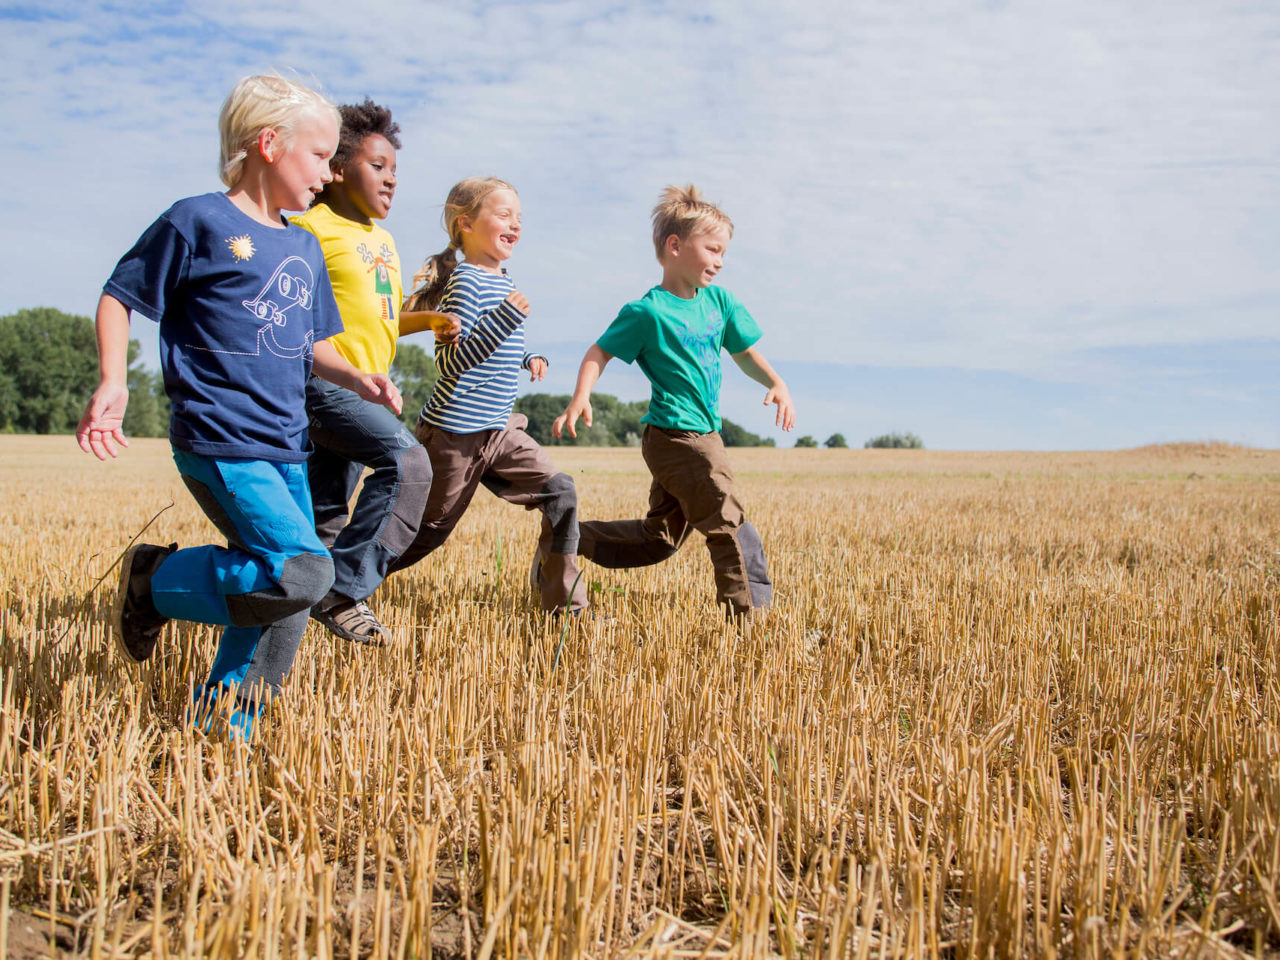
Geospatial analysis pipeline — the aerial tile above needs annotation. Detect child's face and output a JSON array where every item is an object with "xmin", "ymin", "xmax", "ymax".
[
  {"xmin": 460, "ymin": 188, "xmax": 521, "ymax": 269},
  {"xmin": 333, "ymin": 133, "xmax": 397, "ymax": 223},
  {"xmin": 269, "ymin": 111, "xmax": 339, "ymax": 213},
  {"xmin": 665, "ymin": 224, "xmax": 730, "ymax": 291}
]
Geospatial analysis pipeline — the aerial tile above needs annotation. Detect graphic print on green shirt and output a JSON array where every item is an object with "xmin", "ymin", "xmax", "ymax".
[{"xmin": 596, "ymin": 285, "xmax": 762, "ymax": 433}]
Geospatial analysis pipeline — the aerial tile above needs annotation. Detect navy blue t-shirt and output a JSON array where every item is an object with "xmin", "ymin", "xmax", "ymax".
[{"xmin": 105, "ymin": 192, "xmax": 344, "ymax": 462}]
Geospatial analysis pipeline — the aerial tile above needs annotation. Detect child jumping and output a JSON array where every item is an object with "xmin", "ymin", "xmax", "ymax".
[
  {"xmin": 292, "ymin": 99, "xmax": 459, "ymax": 645},
  {"xmin": 387, "ymin": 177, "xmax": 588, "ymax": 615},
  {"xmin": 76, "ymin": 75, "xmax": 403, "ymax": 739},
  {"xmin": 553, "ymin": 185, "xmax": 794, "ymax": 620}
]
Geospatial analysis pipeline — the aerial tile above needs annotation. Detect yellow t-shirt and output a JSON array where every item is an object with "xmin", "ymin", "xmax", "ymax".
[{"xmin": 291, "ymin": 203, "xmax": 403, "ymax": 374}]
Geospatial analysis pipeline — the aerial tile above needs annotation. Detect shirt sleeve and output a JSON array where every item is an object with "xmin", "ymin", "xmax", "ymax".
[
  {"xmin": 433, "ymin": 269, "xmax": 525, "ymax": 377},
  {"xmin": 595, "ymin": 302, "xmax": 650, "ymax": 364},
  {"xmin": 717, "ymin": 287, "xmax": 762, "ymax": 355},
  {"xmin": 102, "ymin": 213, "xmax": 192, "ymax": 323}
]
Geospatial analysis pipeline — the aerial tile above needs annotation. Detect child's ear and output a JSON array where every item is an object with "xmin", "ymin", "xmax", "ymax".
[
  {"xmin": 257, "ymin": 128, "xmax": 278, "ymax": 162},
  {"xmin": 664, "ymin": 234, "xmax": 681, "ymax": 258},
  {"xmin": 458, "ymin": 215, "xmax": 473, "ymax": 234},
  {"xmin": 330, "ymin": 163, "xmax": 345, "ymax": 184}
]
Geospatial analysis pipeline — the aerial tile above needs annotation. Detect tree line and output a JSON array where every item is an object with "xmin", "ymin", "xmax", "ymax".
[{"xmin": 2, "ymin": 309, "xmax": 920, "ymax": 449}]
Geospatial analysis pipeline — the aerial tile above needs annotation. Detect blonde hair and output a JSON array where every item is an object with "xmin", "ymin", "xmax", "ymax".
[
  {"xmin": 651, "ymin": 184, "xmax": 733, "ymax": 261},
  {"xmin": 217, "ymin": 75, "xmax": 340, "ymax": 187},
  {"xmin": 405, "ymin": 177, "xmax": 516, "ymax": 311}
]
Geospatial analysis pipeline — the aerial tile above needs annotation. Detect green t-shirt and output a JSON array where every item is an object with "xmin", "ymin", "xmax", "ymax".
[{"xmin": 597, "ymin": 285, "xmax": 762, "ymax": 433}]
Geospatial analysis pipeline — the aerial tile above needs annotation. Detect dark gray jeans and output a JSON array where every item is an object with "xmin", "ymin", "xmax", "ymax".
[{"xmin": 305, "ymin": 376, "xmax": 432, "ymax": 603}]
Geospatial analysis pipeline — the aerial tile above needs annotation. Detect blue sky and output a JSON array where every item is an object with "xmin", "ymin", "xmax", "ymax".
[{"xmin": 1, "ymin": 1, "xmax": 1275, "ymax": 449}]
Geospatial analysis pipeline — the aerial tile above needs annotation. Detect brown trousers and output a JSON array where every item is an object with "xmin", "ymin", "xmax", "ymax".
[
  {"xmin": 388, "ymin": 414, "xmax": 588, "ymax": 613},
  {"xmin": 578, "ymin": 426, "xmax": 772, "ymax": 617}
]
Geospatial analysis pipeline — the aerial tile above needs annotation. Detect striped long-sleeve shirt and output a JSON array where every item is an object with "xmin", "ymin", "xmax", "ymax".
[{"xmin": 419, "ymin": 262, "xmax": 543, "ymax": 433}]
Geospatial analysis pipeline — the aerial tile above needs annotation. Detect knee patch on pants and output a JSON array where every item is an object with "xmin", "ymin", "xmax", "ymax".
[
  {"xmin": 543, "ymin": 472, "xmax": 580, "ymax": 554},
  {"xmin": 227, "ymin": 552, "xmax": 334, "ymax": 626},
  {"xmin": 379, "ymin": 442, "xmax": 432, "ymax": 557},
  {"xmin": 734, "ymin": 521, "xmax": 772, "ymax": 608}
]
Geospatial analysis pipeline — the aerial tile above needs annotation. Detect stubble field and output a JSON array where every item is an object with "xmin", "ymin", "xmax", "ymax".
[{"xmin": 1, "ymin": 436, "xmax": 1277, "ymax": 958}]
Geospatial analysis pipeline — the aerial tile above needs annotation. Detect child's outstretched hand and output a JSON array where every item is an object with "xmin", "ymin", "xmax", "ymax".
[
  {"xmin": 430, "ymin": 312, "xmax": 461, "ymax": 343},
  {"xmin": 76, "ymin": 382, "xmax": 130, "ymax": 460},
  {"xmin": 552, "ymin": 398, "xmax": 592, "ymax": 439},
  {"xmin": 505, "ymin": 291, "xmax": 530, "ymax": 314},
  {"xmin": 528, "ymin": 357, "xmax": 548, "ymax": 382},
  {"xmin": 765, "ymin": 382, "xmax": 795, "ymax": 432},
  {"xmin": 353, "ymin": 374, "xmax": 403, "ymax": 416}
]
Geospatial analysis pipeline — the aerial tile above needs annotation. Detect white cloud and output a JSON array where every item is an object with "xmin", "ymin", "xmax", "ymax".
[{"xmin": 2, "ymin": 0, "xmax": 1276, "ymax": 395}]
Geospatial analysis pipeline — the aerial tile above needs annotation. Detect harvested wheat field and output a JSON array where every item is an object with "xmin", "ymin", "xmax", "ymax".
[{"xmin": 1, "ymin": 435, "xmax": 1277, "ymax": 958}]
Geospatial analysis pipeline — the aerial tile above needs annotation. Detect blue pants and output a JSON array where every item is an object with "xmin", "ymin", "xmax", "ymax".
[
  {"xmin": 153, "ymin": 451, "xmax": 335, "ymax": 706},
  {"xmin": 305, "ymin": 376, "xmax": 432, "ymax": 603}
]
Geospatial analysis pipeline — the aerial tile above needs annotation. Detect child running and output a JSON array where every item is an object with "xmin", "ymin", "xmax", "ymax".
[
  {"xmin": 76, "ymin": 75, "xmax": 403, "ymax": 739},
  {"xmin": 553, "ymin": 185, "xmax": 794, "ymax": 621},
  {"xmin": 292, "ymin": 100, "xmax": 459, "ymax": 645},
  {"xmin": 387, "ymin": 177, "xmax": 588, "ymax": 615}
]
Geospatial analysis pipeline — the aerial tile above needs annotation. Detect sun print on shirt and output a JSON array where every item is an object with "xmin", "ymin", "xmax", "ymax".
[{"xmin": 227, "ymin": 235, "xmax": 256, "ymax": 262}]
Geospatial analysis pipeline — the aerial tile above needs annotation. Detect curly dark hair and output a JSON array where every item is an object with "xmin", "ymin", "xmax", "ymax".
[{"xmin": 332, "ymin": 98, "xmax": 401, "ymax": 172}]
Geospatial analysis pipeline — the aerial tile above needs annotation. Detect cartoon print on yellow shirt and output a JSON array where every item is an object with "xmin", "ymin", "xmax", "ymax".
[{"xmin": 358, "ymin": 242, "xmax": 399, "ymax": 321}]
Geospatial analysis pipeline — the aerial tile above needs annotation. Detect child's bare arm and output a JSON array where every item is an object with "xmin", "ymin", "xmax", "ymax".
[
  {"xmin": 76, "ymin": 294, "xmax": 133, "ymax": 460},
  {"xmin": 553, "ymin": 344, "xmax": 613, "ymax": 439},
  {"xmin": 312, "ymin": 340, "xmax": 403, "ymax": 416},
  {"xmin": 731, "ymin": 346, "xmax": 795, "ymax": 432},
  {"xmin": 399, "ymin": 308, "xmax": 461, "ymax": 342}
]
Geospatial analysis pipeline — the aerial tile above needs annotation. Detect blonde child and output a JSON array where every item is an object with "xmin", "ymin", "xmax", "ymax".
[
  {"xmin": 76, "ymin": 75, "xmax": 402, "ymax": 739},
  {"xmin": 388, "ymin": 177, "xmax": 587, "ymax": 614},
  {"xmin": 553, "ymin": 185, "xmax": 794, "ymax": 620}
]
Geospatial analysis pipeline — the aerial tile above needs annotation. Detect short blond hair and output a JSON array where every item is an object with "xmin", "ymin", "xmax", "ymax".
[
  {"xmin": 651, "ymin": 184, "xmax": 733, "ymax": 261},
  {"xmin": 217, "ymin": 75, "xmax": 340, "ymax": 187}
]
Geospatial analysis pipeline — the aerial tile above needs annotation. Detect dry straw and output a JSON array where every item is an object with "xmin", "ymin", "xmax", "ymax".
[{"xmin": 1, "ymin": 437, "xmax": 1277, "ymax": 957}]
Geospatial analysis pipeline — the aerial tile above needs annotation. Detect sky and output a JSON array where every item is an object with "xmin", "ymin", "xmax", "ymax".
[{"xmin": 1, "ymin": 0, "xmax": 1276, "ymax": 449}]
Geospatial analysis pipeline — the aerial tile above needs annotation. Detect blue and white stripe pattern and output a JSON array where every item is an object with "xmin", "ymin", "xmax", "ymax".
[{"xmin": 419, "ymin": 262, "xmax": 543, "ymax": 433}]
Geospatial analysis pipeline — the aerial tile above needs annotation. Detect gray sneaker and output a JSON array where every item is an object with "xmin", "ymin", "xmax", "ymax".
[
  {"xmin": 313, "ymin": 599, "xmax": 392, "ymax": 646},
  {"xmin": 113, "ymin": 542, "xmax": 176, "ymax": 663}
]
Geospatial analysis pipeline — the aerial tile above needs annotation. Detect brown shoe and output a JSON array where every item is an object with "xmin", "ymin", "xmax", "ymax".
[{"xmin": 113, "ymin": 542, "xmax": 176, "ymax": 663}]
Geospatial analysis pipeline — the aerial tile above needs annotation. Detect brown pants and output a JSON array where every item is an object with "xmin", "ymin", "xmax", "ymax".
[
  {"xmin": 388, "ymin": 414, "xmax": 588, "ymax": 613},
  {"xmin": 578, "ymin": 426, "xmax": 771, "ymax": 617}
]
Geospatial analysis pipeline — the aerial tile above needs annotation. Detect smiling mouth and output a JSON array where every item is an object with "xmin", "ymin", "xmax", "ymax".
[{"xmin": 500, "ymin": 233, "xmax": 518, "ymax": 244}]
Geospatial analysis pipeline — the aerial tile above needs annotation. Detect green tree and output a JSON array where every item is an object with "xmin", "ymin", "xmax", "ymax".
[
  {"xmin": 0, "ymin": 307, "xmax": 172, "ymax": 437},
  {"xmin": 825, "ymin": 432, "xmax": 848, "ymax": 449},
  {"xmin": 865, "ymin": 431, "xmax": 924, "ymax": 449},
  {"xmin": 388, "ymin": 343, "xmax": 439, "ymax": 427},
  {"xmin": 795, "ymin": 434, "xmax": 818, "ymax": 448},
  {"xmin": 0, "ymin": 307, "xmax": 99, "ymax": 434},
  {"xmin": 721, "ymin": 417, "xmax": 771, "ymax": 447},
  {"xmin": 121, "ymin": 346, "xmax": 170, "ymax": 438},
  {"xmin": 516, "ymin": 393, "xmax": 572, "ymax": 444},
  {"xmin": 516, "ymin": 392, "xmax": 650, "ymax": 446}
]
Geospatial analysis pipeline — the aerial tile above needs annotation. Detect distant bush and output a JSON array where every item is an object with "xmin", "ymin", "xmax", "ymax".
[
  {"xmin": 516, "ymin": 393, "xmax": 649, "ymax": 446},
  {"xmin": 720, "ymin": 418, "xmax": 772, "ymax": 447},
  {"xmin": 795, "ymin": 435, "xmax": 818, "ymax": 448},
  {"xmin": 865, "ymin": 431, "xmax": 923, "ymax": 449},
  {"xmin": 389, "ymin": 343, "xmax": 439, "ymax": 428},
  {"xmin": 825, "ymin": 433, "xmax": 848, "ymax": 449}
]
